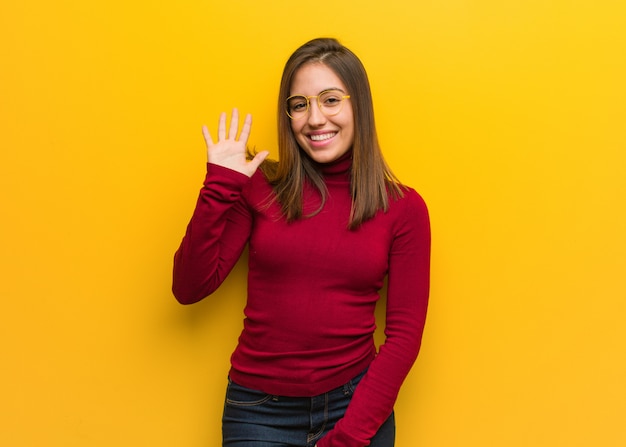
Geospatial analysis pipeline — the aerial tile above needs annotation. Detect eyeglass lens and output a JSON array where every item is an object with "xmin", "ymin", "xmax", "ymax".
[{"xmin": 286, "ymin": 90, "xmax": 347, "ymax": 119}]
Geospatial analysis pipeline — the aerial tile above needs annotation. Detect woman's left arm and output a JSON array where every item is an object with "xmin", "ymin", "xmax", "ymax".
[{"xmin": 318, "ymin": 189, "xmax": 431, "ymax": 447}]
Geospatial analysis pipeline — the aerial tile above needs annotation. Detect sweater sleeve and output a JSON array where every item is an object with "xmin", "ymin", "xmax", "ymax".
[
  {"xmin": 172, "ymin": 163, "xmax": 253, "ymax": 304},
  {"xmin": 318, "ymin": 189, "xmax": 431, "ymax": 447}
]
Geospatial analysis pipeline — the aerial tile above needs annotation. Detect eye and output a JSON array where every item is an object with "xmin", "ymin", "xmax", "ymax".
[
  {"xmin": 288, "ymin": 96, "xmax": 308, "ymax": 113},
  {"xmin": 320, "ymin": 91, "xmax": 343, "ymax": 107}
]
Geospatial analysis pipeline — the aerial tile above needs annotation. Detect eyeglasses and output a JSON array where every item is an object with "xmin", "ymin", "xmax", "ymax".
[{"xmin": 285, "ymin": 89, "xmax": 351, "ymax": 120}]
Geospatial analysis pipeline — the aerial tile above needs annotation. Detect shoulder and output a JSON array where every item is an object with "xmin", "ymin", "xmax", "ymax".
[
  {"xmin": 392, "ymin": 185, "xmax": 429, "ymax": 217},
  {"xmin": 387, "ymin": 185, "xmax": 430, "ymax": 235}
]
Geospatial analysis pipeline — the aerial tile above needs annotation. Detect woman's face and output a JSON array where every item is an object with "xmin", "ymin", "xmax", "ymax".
[{"xmin": 289, "ymin": 63, "xmax": 355, "ymax": 164}]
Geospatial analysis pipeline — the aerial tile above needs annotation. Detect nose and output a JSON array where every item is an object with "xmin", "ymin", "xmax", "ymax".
[{"xmin": 307, "ymin": 100, "xmax": 327, "ymax": 127}]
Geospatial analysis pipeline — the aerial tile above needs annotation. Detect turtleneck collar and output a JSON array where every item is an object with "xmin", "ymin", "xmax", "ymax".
[{"xmin": 314, "ymin": 150, "xmax": 353, "ymax": 182}]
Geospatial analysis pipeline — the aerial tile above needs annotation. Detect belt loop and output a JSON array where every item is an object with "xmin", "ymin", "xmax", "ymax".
[{"xmin": 343, "ymin": 378, "xmax": 353, "ymax": 396}]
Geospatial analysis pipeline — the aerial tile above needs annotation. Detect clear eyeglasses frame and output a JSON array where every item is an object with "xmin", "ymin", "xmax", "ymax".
[{"xmin": 285, "ymin": 89, "xmax": 351, "ymax": 120}]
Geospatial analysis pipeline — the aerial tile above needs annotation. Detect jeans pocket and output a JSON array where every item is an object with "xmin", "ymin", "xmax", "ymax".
[
  {"xmin": 225, "ymin": 379, "xmax": 274, "ymax": 407},
  {"xmin": 344, "ymin": 367, "xmax": 368, "ymax": 397}
]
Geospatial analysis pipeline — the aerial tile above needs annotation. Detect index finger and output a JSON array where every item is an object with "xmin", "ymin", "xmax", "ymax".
[{"xmin": 238, "ymin": 113, "xmax": 253, "ymax": 144}]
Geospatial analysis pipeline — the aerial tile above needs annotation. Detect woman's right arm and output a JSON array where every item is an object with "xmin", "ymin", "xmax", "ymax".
[{"xmin": 172, "ymin": 109, "xmax": 268, "ymax": 304}]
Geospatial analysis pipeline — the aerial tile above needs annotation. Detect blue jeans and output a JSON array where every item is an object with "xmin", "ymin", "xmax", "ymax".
[{"xmin": 222, "ymin": 369, "xmax": 395, "ymax": 446}]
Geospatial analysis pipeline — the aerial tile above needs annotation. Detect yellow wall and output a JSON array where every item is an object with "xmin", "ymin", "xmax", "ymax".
[{"xmin": 2, "ymin": 1, "xmax": 625, "ymax": 445}]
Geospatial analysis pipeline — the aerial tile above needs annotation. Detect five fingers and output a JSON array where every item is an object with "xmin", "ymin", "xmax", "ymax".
[{"xmin": 204, "ymin": 109, "xmax": 250, "ymax": 148}]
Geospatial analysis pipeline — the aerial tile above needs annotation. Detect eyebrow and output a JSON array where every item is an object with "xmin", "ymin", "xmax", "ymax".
[{"xmin": 289, "ymin": 87, "xmax": 347, "ymax": 96}]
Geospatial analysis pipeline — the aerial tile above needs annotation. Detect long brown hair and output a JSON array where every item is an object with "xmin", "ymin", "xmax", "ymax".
[{"xmin": 261, "ymin": 37, "xmax": 403, "ymax": 230}]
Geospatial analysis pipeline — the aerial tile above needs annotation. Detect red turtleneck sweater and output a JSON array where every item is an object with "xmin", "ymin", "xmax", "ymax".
[{"xmin": 173, "ymin": 154, "xmax": 430, "ymax": 447}]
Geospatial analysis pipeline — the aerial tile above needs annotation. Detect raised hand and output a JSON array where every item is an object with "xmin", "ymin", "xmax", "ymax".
[{"xmin": 202, "ymin": 108, "xmax": 269, "ymax": 178}]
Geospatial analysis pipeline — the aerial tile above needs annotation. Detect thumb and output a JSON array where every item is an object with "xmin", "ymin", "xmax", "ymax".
[{"xmin": 248, "ymin": 150, "xmax": 270, "ymax": 172}]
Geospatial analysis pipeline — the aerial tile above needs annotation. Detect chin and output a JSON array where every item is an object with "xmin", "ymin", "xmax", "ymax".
[{"xmin": 304, "ymin": 148, "xmax": 349, "ymax": 164}]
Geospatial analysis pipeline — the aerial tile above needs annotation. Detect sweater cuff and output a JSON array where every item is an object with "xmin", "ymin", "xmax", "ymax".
[
  {"xmin": 201, "ymin": 163, "xmax": 252, "ymax": 203},
  {"xmin": 204, "ymin": 163, "xmax": 252, "ymax": 192},
  {"xmin": 205, "ymin": 163, "xmax": 251, "ymax": 184}
]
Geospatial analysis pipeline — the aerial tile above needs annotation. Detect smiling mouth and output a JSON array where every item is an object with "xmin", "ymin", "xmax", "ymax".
[{"xmin": 309, "ymin": 132, "xmax": 337, "ymax": 142}]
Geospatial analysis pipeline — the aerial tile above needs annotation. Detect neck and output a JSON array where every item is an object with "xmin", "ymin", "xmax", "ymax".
[{"xmin": 315, "ymin": 150, "xmax": 353, "ymax": 181}]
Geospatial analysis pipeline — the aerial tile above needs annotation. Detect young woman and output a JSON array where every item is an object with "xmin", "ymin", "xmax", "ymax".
[{"xmin": 173, "ymin": 37, "xmax": 431, "ymax": 447}]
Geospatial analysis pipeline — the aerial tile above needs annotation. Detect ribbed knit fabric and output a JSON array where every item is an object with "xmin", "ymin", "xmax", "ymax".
[{"xmin": 173, "ymin": 153, "xmax": 430, "ymax": 447}]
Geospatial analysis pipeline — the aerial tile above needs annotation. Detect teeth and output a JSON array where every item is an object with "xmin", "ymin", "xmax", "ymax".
[{"xmin": 310, "ymin": 132, "xmax": 336, "ymax": 141}]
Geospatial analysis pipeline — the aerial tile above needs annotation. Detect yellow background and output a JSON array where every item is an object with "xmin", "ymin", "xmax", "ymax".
[{"xmin": 1, "ymin": 0, "xmax": 625, "ymax": 445}]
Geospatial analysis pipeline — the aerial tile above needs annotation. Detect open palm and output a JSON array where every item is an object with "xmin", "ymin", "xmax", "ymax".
[{"xmin": 202, "ymin": 108, "xmax": 268, "ymax": 177}]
